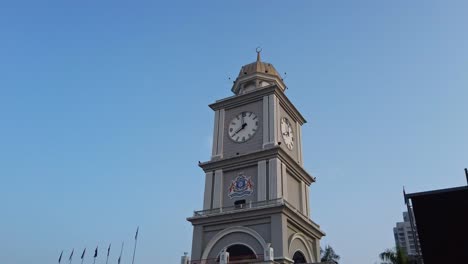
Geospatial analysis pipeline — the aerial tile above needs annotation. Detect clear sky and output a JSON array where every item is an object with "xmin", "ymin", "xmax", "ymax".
[{"xmin": 1, "ymin": 1, "xmax": 467, "ymax": 263}]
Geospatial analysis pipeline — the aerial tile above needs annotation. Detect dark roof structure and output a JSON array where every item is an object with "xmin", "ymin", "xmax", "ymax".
[{"xmin": 405, "ymin": 182, "xmax": 468, "ymax": 264}]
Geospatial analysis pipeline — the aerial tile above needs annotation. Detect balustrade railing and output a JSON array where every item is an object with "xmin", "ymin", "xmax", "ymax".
[
  {"xmin": 193, "ymin": 198, "xmax": 284, "ymax": 217},
  {"xmin": 190, "ymin": 254, "xmax": 265, "ymax": 264}
]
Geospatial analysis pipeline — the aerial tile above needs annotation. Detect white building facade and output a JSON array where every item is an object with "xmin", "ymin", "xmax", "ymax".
[{"xmin": 393, "ymin": 210, "xmax": 421, "ymax": 256}]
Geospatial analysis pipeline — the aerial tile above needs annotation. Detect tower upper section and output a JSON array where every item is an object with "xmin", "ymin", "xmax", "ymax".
[
  {"xmin": 210, "ymin": 50, "xmax": 306, "ymax": 164},
  {"xmin": 231, "ymin": 49, "xmax": 286, "ymax": 95}
]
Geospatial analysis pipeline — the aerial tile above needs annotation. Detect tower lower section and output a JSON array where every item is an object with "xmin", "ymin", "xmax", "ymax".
[{"xmin": 187, "ymin": 200, "xmax": 325, "ymax": 264}]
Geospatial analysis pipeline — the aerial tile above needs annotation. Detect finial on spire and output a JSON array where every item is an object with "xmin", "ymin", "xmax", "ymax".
[{"xmin": 256, "ymin": 47, "xmax": 262, "ymax": 62}]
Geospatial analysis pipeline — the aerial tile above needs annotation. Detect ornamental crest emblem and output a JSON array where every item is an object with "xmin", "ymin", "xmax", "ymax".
[{"xmin": 228, "ymin": 173, "xmax": 254, "ymax": 199}]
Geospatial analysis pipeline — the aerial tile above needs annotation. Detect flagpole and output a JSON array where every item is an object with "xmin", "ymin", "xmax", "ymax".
[
  {"xmin": 106, "ymin": 244, "xmax": 111, "ymax": 264},
  {"xmin": 132, "ymin": 227, "xmax": 139, "ymax": 264},
  {"xmin": 131, "ymin": 239, "xmax": 137, "ymax": 264},
  {"xmin": 93, "ymin": 246, "xmax": 97, "ymax": 264},
  {"xmin": 80, "ymin": 248, "xmax": 86, "ymax": 264},
  {"xmin": 59, "ymin": 250, "xmax": 63, "ymax": 264},
  {"xmin": 117, "ymin": 242, "xmax": 124, "ymax": 264}
]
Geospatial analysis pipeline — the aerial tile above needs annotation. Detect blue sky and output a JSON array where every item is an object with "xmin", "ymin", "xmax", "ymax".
[{"xmin": 1, "ymin": 1, "xmax": 467, "ymax": 263}]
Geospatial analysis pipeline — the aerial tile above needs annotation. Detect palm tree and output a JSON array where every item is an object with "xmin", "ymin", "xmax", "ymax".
[
  {"xmin": 379, "ymin": 247, "xmax": 408, "ymax": 264},
  {"xmin": 320, "ymin": 245, "xmax": 340, "ymax": 264}
]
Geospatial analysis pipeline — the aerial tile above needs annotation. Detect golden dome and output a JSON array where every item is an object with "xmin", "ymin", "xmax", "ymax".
[{"xmin": 236, "ymin": 51, "xmax": 281, "ymax": 79}]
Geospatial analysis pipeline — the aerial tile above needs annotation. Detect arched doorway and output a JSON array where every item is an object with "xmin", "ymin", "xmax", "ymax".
[
  {"xmin": 292, "ymin": 251, "xmax": 307, "ymax": 264},
  {"xmin": 218, "ymin": 244, "xmax": 257, "ymax": 263}
]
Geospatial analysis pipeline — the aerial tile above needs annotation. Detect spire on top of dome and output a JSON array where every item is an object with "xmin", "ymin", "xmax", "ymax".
[{"xmin": 256, "ymin": 47, "xmax": 262, "ymax": 62}]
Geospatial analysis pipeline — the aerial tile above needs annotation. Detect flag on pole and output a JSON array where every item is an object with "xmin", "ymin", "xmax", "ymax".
[
  {"xmin": 81, "ymin": 248, "xmax": 86, "ymax": 259},
  {"xmin": 69, "ymin": 249, "xmax": 74, "ymax": 261},
  {"xmin": 135, "ymin": 226, "xmax": 139, "ymax": 240},
  {"xmin": 107, "ymin": 244, "xmax": 111, "ymax": 257},
  {"xmin": 94, "ymin": 246, "xmax": 98, "ymax": 258},
  {"xmin": 59, "ymin": 251, "xmax": 63, "ymax": 263}
]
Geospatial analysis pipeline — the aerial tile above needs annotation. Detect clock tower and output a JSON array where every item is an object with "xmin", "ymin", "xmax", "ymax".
[{"xmin": 186, "ymin": 50, "xmax": 325, "ymax": 264}]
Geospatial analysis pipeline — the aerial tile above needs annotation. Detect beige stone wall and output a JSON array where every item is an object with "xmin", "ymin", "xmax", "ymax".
[{"xmin": 286, "ymin": 172, "xmax": 301, "ymax": 212}]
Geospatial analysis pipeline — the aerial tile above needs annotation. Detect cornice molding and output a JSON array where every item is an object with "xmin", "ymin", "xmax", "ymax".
[
  {"xmin": 210, "ymin": 86, "xmax": 276, "ymax": 110},
  {"xmin": 199, "ymin": 147, "xmax": 315, "ymax": 185},
  {"xmin": 273, "ymin": 88, "xmax": 307, "ymax": 125},
  {"xmin": 231, "ymin": 73, "xmax": 286, "ymax": 94},
  {"xmin": 283, "ymin": 203, "xmax": 326, "ymax": 238},
  {"xmin": 209, "ymin": 86, "xmax": 307, "ymax": 125},
  {"xmin": 187, "ymin": 203, "xmax": 284, "ymax": 225},
  {"xmin": 187, "ymin": 202, "xmax": 325, "ymax": 239}
]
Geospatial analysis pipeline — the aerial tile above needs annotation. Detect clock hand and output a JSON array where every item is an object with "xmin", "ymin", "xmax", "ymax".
[{"xmin": 232, "ymin": 123, "xmax": 247, "ymax": 136}]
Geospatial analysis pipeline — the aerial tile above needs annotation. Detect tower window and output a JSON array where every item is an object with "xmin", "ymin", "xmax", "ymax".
[
  {"xmin": 293, "ymin": 251, "xmax": 307, "ymax": 264},
  {"xmin": 217, "ymin": 244, "xmax": 257, "ymax": 263},
  {"xmin": 234, "ymin": 199, "xmax": 246, "ymax": 208}
]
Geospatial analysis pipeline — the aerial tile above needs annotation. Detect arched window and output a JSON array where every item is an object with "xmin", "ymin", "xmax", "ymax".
[
  {"xmin": 217, "ymin": 244, "xmax": 257, "ymax": 263},
  {"xmin": 293, "ymin": 251, "xmax": 307, "ymax": 264}
]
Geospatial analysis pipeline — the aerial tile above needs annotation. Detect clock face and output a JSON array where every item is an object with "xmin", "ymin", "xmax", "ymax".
[
  {"xmin": 281, "ymin": 117, "xmax": 294, "ymax": 150},
  {"xmin": 228, "ymin": 111, "xmax": 259, "ymax": 143}
]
